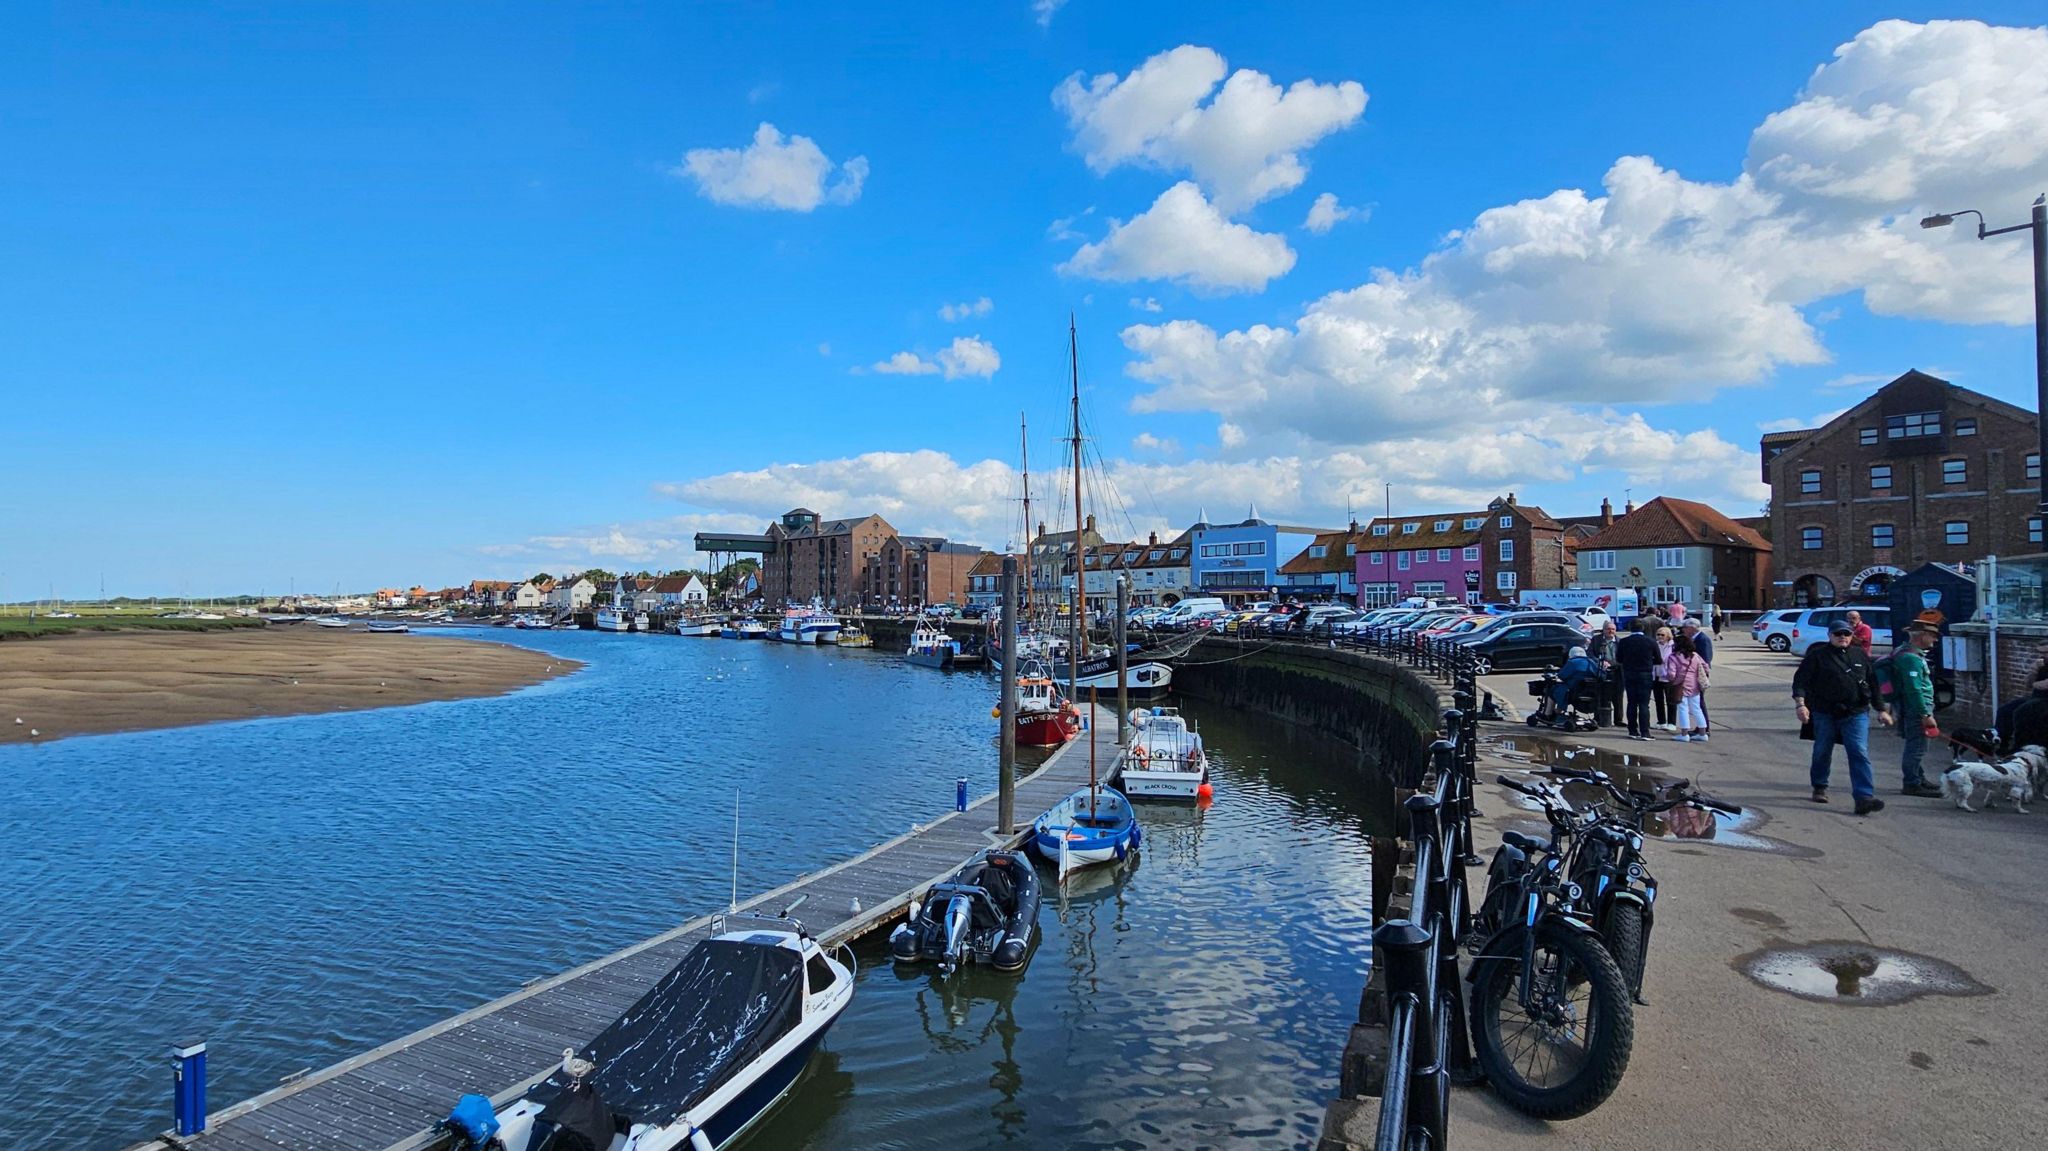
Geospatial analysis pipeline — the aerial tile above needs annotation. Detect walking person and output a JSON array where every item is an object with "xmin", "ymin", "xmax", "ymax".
[
  {"xmin": 1888, "ymin": 622, "xmax": 1945, "ymax": 797},
  {"xmin": 1793, "ymin": 621, "xmax": 1895, "ymax": 815},
  {"xmin": 1651, "ymin": 624, "xmax": 1678, "ymax": 731},
  {"xmin": 1682, "ymin": 618, "xmax": 1715, "ymax": 739},
  {"xmin": 1667, "ymin": 634, "xmax": 1709, "ymax": 741},
  {"xmin": 1711, "ymin": 604, "xmax": 1725, "ymax": 639},
  {"xmin": 1615, "ymin": 618, "xmax": 1662, "ymax": 741}
]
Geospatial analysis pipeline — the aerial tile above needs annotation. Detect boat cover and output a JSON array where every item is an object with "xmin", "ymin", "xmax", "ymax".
[{"xmin": 531, "ymin": 939, "xmax": 805, "ymax": 1127}]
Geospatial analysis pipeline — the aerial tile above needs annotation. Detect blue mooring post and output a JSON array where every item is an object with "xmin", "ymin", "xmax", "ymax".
[
  {"xmin": 171, "ymin": 1041, "xmax": 207, "ymax": 1137},
  {"xmin": 955, "ymin": 777, "xmax": 968, "ymax": 813}
]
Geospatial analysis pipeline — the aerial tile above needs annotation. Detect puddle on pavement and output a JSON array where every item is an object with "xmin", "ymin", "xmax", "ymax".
[
  {"xmin": 1486, "ymin": 733, "xmax": 1803, "ymax": 853},
  {"xmin": 1736, "ymin": 942, "xmax": 1990, "ymax": 1005}
]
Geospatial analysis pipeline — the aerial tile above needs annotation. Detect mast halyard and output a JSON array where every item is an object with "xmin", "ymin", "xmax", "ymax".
[
  {"xmin": 1068, "ymin": 314, "xmax": 1085, "ymax": 692},
  {"xmin": 1020, "ymin": 413, "xmax": 1032, "ymax": 626}
]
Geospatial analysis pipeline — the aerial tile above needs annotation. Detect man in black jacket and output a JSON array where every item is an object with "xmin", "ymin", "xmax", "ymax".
[
  {"xmin": 1792, "ymin": 621, "xmax": 1895, "ymax": 814},
  {"xmin": 1614, "ymin": 619, "xmax": 1662, "ymax": 740}
]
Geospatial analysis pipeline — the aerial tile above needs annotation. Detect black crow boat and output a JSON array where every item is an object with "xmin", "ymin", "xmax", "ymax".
[{"xmin": 889, "ymin": 850, "xmax": 1040, "ymax": 974}]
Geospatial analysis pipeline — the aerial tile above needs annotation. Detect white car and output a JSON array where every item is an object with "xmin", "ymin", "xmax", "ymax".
[
  {"xmin": 1750, "ymin": 609, "xmax": 1803, "ymax": 653},
  {"xmin": 1786, "ymin": 606, "xmax": 1893, "ymax": 655}
]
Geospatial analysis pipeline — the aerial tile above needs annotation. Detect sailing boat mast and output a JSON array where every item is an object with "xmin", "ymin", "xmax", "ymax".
[
  {"xmin": 1020, "ymin": 413, "xmax": 1033, "ymax": 623},
  {"xmin": 1068, "ymin": 315, "xmax": 1084, "ymax": 691}
]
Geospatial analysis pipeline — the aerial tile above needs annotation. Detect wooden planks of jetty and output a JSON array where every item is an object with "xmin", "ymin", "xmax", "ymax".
[{"xmin": 130, "ymin": 710, "xmax": 1122, "ymax": 1151}]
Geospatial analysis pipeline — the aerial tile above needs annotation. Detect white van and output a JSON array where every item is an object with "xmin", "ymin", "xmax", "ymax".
[
  {"xmin": 1161, "ymin": 597, "xmax": 1229, "ymax": 629},
  {"xmin": 1517, "ymin": 587, "xmax": 1641, "ymax": 623}
]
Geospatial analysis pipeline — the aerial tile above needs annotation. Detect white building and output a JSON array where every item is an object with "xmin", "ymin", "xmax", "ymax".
[{"xmin": 546, "ymin": 576, "xmax": 596, "ymax": 612}]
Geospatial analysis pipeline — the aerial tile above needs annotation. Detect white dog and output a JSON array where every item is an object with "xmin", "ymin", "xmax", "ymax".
[{"xmin": 1939, "ymin": 745, "xmax": 2044, "ymax": 813}]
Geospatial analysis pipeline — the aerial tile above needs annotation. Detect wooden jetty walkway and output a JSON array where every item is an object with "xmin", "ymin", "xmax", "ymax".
[{"xmin": 130, "ymin": 708, "xmax": 1122, "ymax": 1151}]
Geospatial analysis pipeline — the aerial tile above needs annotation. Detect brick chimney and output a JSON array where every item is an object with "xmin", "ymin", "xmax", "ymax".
[
  {"xmin": 1600, "ymin": 497, "xmax": 1613, "ymax": 528},
  {"xmin": 1624, "ymin": 497, "xmax": 1636, "ymax": 515},
  {"xmin": 1085, "ymin": 513, "xmax": 1096, "ymax": 533},
  {"xmin": 1148, "ymin": 531, "xmax": 1159, "ymax": 545},
  {"xmin": 1505, "ymin": 492, "xmax": 1518, "ymax": 505}
]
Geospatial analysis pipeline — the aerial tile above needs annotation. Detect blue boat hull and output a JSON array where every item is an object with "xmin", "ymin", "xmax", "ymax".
[{"xmin": 699, "ymin": 1016, "xmax": 839, "ymax": 1149}]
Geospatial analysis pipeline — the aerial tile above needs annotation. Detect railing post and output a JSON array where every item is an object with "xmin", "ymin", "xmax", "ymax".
[{"xmin": 1372, "ymin": 918, "xmax": 1433, "ymax": 1149}]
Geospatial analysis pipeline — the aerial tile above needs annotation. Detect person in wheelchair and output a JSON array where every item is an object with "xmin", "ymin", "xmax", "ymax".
[{"xmin": 1527, "ymin": 647, "xmax": 1602, "ymax": 730}]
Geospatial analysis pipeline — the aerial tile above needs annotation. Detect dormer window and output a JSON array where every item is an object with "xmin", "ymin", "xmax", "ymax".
[
  {"xmin": 1463, "ymin": 518, "xmax": 1484, "ymax": 530},
  {"xmin": 1402, "ymin": 523, "xmax": 1419, "ymax": 534},
  {"xmin": 1308, "ymin": 545, "xmax": 1328, "ymax": 558},
  {"xmin": 1372, "ymin": 525, "xmax": 1390, "ymax": 536},
  {"xmin": 1434, "ymin": 520, "xmax": 1451, "ymax": 532}
]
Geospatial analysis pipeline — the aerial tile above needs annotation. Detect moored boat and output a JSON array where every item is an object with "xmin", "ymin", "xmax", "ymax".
[
  {"xmin": 1011, "ymin": 668, "xmax": 1080, "ymax": 748},
  {"xmin": 776, "ymin": 606, "xmax": 840, "ymax": 644},
  {"xmin": 904, "ymin": 621, "xmax": 959, "ymax": 668},
  {"xmin": 889, "ymin": 850, "xmax": 1040, "ymax": 975},
  {"xmin": 457, "ymin": 922, "xmax": 853, "ymax": 1151},
  {"xmin": 365, "ymin": 621, "xmax": 410, "ymax": 634},
  {"xmin": 1118, "ymin": 707, "xmax": 1209, "ymax": 800},
  {"xmin": 1031, "ymin": 785, "xmax": 1142, "ymax": 877},
  {"xmin": 721, "ymin": 619, "xmax": 770, "ymax": 640},
  {"xmin": 833, "ymin": 621, "xmax": 873, "ymax": 647},
  {"xmin": 596, "ymin": 606, "xmax": 632, "ymax": 632},
  {"xmin": 312, "ymin": 616, "xmax": 352, "ymax": 630},
  {"xmin": 673, "ymin": 618, "xmax": 722, "ymax": 637}
]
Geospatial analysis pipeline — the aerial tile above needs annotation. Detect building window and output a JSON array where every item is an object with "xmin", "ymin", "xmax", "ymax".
[
  {"xmin": 2029, "ymin": 453, "xmax": 2042, "ymax": 482},
  {"xmin": 1800, "ymin": 469, "xmax": 1822, "ymax": 495},
  {"xmin": 1583, "ymin": 550, "xmax": 1615, "ymax": 572},
  {"xmin": 1372, "ymin": 524, "xmax": 1390, "ymax": 536},
  {"xmin": 1402, "ymin": 523, "xmax": 1419, "ymax": 534},
  {"xmin": 1436, "ymin": 548, "xmax": 1451, "ymax": 562},
  {"xmin": 1462, "ymin": 545, "xmax": 1480, "ymax": 561},
  {"xmin": 1463, "ymin": 517, "xmax": 1484, "ymax": 530},
  {"xmin": 1871, "ymin": 524, "xmax": 1894, "ymax": 549},
  {"xmin": 1800, "ymin": 527, "xmax": 1823, "ymax": 550},
  {"xmin": 2031, "ymin": 518, "xmax": 2043, "ymax": 546},
  {"xmin": 1655, "ymin": 548, "xmax": 1685, "ymax": 568},
  {"xmin": 1942, "ymin": 458, "xmax": 1966, "ymax": 485},
  {"xmin": 1499, "ymin": 515, "xmax": 1513, "ymax": 528},
  {"xmin": 1369, "ymin": 552, "xmax": 1384, "ymax": 565},
  {"xmin": 1887, "ymin": 411, "xmax": 1942, "ymax": 439},
  {"xmin": 1413, "ymin": 581, "xmax": 1445, "ymax": 596},
  {"xmin": 1397, "ymin": 552, "xmax": 1411, "ymax": 571},
  {"xmin": 1434, "ymin": 519, "xmax": 1451, "ymax": 532},
  {"xmin": 1308, "ymin": 544, "xmax": 1327, "ymax": 558},
  {"xmin": 1859, "ymin": 427, "xmax": 1878, "ymax": 446},
  {"xmin": 1945, "ymin": 520, "xmax": 1970, "ymax": 546},
  {"xmin": 1497, "ymin": 571, "xmax": 1517, "ymax": 591},
  {"xmin": 1954, "ymin": 418, "xmax": 1977, "ymax": 436},
  {"xmin": 1345, "ymin": 542, "xmax": 1357, "ymax": 556},
  {"xmin": 1498, "ymin": 539, "xmax": 1514, "ymax": 562},
  {"xmin": 1869, "ymin": 464, "xmax": 1892, "ymax": 491}
]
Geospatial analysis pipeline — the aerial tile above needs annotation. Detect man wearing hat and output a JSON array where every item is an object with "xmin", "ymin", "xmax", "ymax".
[
  {"xmin": 1889, "ymin": 621, "xmax": 1945, "ymax": 797},
  {"xmin": 1792, "ymin": 620, "xmax": 1895, "ymax": 814}
]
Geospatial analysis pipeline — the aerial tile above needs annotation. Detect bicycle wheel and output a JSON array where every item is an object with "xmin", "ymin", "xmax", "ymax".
[
  {"xmin": 1468, "ymin": 919, "xmax": 1635, "ymax": 1119},
  {"xmin": 1602, "ymin": 901, "xmax": 1647, "ymax": 1002}
]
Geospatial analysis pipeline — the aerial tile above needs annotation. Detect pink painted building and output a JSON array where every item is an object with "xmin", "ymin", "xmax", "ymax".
[{"xmin": 1354, "ymin": 513, "xmax": 1488, "ymax": 607}]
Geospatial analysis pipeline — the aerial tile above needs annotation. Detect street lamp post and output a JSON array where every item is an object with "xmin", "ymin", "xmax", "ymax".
[{"xmin": 1922, "ymin": 194, "xmax": 2048, "ymax": 514}]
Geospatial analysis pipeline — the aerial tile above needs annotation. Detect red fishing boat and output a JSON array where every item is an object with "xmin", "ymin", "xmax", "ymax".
[{"xmin": 1014, "ymin": 671, "xmax": 1080, "ymax": 748}]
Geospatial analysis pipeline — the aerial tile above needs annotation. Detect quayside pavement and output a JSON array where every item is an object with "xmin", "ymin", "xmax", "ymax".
[
  {"xmin": 1437, "ymin": 641, "xmax": 2048, "ymax": 1150},
  {"xmin": 128, "ymin": 707, "xmax": 1119, "ymax": 1151}
]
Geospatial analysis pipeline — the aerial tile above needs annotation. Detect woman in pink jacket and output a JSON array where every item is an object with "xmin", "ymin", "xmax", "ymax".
[{"xmin": 1666, "ymin": 633, "xmax": 1709, "ymax": 742}]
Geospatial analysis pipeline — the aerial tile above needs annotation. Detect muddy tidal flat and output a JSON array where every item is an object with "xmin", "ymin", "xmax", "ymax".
[{"xmin": 0, "ymin": 627, "xmax": 575, "ymax": 744}]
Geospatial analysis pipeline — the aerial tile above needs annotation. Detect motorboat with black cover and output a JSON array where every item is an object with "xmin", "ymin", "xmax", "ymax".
[
  {"xmin": 468, "ymin": 922, "xmax": 853, "ymax": 1151},
  {"xmin": 889, "ymin": 850, "xmax": 1040, "ymax": 974}
]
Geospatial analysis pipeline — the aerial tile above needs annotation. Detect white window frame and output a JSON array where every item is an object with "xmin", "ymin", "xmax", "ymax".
[
  {"xmin": 1344, "ymin": 542, "xmax": 1357, "ymax": 556},
  {"xmin": 1369, "ymin": 552, "xmax": 1385, "ymax": 565},
  {"xmin": 1372, "ymin": 524, "xmax": 1390, "ymax": 536},
  {"xmin": 1308, "ymin": 544, "xmax": 1327, "ymax": 559},
  {"xmin": 1397, "ymin": 551, "xmax": 1411, "ymax": 571},
  {"xmin": 1402, "ymin": 523, "xmax": 1419, "ymax": 535},
  {"xmin": 1496, "ymin": 571, "xmax": 1517, "ymax": 591},
  {"xmin": 1583, "ymin": 550, "xmax": 1615, "ymax": 572},
  {"xmin": 1498, "ymin": 515, "xmax": 1513, "ymax": 528},
  {"xmin": 1462, "ymin": 546, "xmax": 1480, "ymax": 562},
  {"xmin": 1434, "ymin": 548, "xmax": 1449, "ymax": 562},
  {"xmin": 1462, "ymin": 518, "xmax": 1484, "ymax": 530},
  {"xmin": 1433, "ymin": 520, "xmax": 1451, "ymax": 532},
  {"xmin": 1655, "ymin": 547, "xmax": 1685, "ymax": 569},
  {"xmin": 1498, "ymin": 539, "xmax": 1514, "ymax": 562}
]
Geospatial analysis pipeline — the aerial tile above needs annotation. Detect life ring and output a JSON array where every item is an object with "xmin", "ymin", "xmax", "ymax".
[{"xmin": 1131, "ymin": 746, "xmax": 1148, "ymax": 764}]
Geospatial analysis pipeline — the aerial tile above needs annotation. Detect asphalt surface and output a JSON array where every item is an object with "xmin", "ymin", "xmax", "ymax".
[{"xmin": 1432, "ymin": 639, "xmax": 2048, "ymax": 1149}]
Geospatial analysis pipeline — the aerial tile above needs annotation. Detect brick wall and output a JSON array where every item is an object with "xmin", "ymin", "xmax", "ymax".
[{"xmin": 1943, "ymin": 621, "xmax": 2048, "ymax": 728}]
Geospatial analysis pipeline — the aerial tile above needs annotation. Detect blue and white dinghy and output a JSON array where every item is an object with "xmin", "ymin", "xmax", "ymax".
[
  {"xmin": 450, "ymin": 921, "xmax": 853, "ymax": 1151},
  {"xmin": 1031, "ymin": 785, "xmax": 1142, "ymax": 879}
]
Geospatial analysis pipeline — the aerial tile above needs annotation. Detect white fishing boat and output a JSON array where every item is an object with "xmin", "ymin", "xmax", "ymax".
[
  {"xmin": 904, "ymin": 620, "xmax": 959, "ymax": 668},
  {"xmin": 455, "ymin": 919, "xmax": 854, "ymax": 1151},
  {"xmin": 312, "ymin": 616, "xmax": 352, "ymax": 630},
  {"xmin": 776, "ymin": 605, "xmax": 840, "ymax": 644},
  {"xmin": 721, "ymin": 619, "xmax": 770, "ymax": 640},
  {"xmin": 634, "ymin": 611, "xmax": 651, "ymax": 632},
  {"xmin": 673, "ymin": 618, "xmax": 722, "ymax": 637},
  {"xmin": 596, "ymin": 606, "xmax": 632, "ymax": 632},
  {"xmin": 1118, "ymin": 707, "xmax": 1210, "ymax": 800}
]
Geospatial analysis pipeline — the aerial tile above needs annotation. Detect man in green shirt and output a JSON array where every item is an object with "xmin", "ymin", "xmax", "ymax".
[{"xmin": 1890, "ymin": 622, "xmax": 1943, "ymax": 798}]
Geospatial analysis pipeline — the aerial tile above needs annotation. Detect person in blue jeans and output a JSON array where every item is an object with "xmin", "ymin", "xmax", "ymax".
[{"xmin": 1792, "ymin": 621, "xmax": 1895, "ymax": 815}]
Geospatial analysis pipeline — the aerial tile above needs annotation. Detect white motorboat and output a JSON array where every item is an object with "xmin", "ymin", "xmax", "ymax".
[
  {"xmin": 776, "ymin": 606, "xmax": 840, "ymax": 644},
  {"xmin": 721, "ymin": 620, "xmax": 770, "ymax": 640},
  {"xmin": 460, "ymin": 922, "xmax": 853, "ymax": 1151},
  {"xmin": 634, "ymin": 612, "xmax": 651, "ymax": 632},
  {"xmin": 673, "ymin": 618, "xmax": 722, "ymax": 637},
  {"xmin": 312, "ymin": 617, "xmax": 352, "ymax": 630},
  {"xmin": 596, "ymin": 606, "xmax": 632, "ymax": 632},
  {"xmin": 1118, "ymin": 706, "xmax": 1209, "ymax": 800},
  {"xmin": 1062, "ymin": 659, "xmax": 1173, "ymax": 697}
]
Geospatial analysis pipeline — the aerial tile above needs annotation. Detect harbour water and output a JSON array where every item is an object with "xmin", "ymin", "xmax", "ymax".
[{"xmin": 0, "ymin": 629, "xmax": 1389, "ymax": 1149}]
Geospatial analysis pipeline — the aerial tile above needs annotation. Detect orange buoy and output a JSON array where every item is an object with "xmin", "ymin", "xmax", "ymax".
[
  {"xmin": 1196, "ymin": 781, "xmax": 1215, "ymax": 802},
  {"xmin": 990, "ymin": 706, "xmax": 1002, "ymax": 718}
]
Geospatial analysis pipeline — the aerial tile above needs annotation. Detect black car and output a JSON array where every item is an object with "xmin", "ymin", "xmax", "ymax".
[{"xmin": 1456, "ymin": 622, "xmax": 1588, "ymax": 671}]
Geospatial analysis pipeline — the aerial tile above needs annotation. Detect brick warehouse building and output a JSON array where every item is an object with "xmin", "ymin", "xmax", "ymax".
[
  {"xmin": 1763, "ymin": 370, "xmax": 2042, "ymax": 606},
  {"xmin": 761, "ymin": 508, "xmax": 897, "ymax": 607}
]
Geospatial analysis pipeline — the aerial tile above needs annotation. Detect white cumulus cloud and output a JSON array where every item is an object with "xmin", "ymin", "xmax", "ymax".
[
  {"xmin": 1032, "ymin": 0, "xmax": 1066, "ymax": 28},
  {"xmin": 870, "ymin": 351, "xmax": 939, "ymax": 376},
  {"xmin": 1055, "ymin": 45, "xmax": 1367, "ymax": 212},
  {"xmin": 1303, "ymin": 192, "xmax": 1359, "ymax": 234},
  {"xmin": 1131, "ymin": 432, "xmax": 1180, "ymax": 454},
  {"xmin": 679, "ymin": 122, "xmax": 868, "ymax": 211},
  {"xmin": 1061, "ymin": 182, "xmax": 1295, "ymax": 293},
  {"xmin": 936, "ymin": 335, "xmax": 1002, "ymax": 379},
  {"xmin": 939, "ymin": 296, "xmax": 994, "ymax": 321},
  {"xmin": 1131, "ymin": 296, "xmax": 1162, "ymax": 312}
]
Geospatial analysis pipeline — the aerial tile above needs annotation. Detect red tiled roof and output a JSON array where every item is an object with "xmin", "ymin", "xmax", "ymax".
[
  {"xmin": 1579, "ymin": 496, "xmax": 1771, "ymax": 552},
  {"xmin": 1280, "ymin": 529, "xmax": 1364, "ymax": 574}
]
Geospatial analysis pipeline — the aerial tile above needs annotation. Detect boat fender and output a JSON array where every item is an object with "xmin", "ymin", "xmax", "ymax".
[{"xmin": 689, "ymin": 1126, "xmax": 716, "ymax": 1151}]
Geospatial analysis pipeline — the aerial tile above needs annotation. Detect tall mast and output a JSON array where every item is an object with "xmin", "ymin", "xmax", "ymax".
[
  {"xmin": 1069, "ymin": 314, "xmax": 1084, "ymax": 688},
  {"xmin": 1020, "ymin": 413, "xmax": 1033, "ymax": 623}
]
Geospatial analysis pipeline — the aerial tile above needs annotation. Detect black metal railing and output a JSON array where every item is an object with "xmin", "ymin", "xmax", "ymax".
[{"xmin": 1370, "ymin": 701, "xmax": 1479, "ymax": 1150}]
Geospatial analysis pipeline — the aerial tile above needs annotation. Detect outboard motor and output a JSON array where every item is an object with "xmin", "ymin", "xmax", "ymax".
[{"xmin": 941, "ymin": 893, "xmax": 972, "ymax": 973}]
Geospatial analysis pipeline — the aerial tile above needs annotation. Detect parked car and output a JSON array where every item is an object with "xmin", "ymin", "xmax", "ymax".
[
  {"xmin": 1455, "ymin": 621, "xmax": 1590, "ymax": 671},
  {"xmin": 1786, "ymin": 606, "xmax": 1892, "ymax": 656},
  {"xmin": 1750, "ymin": 609, "xmax": 1803, "ymax": 652}
]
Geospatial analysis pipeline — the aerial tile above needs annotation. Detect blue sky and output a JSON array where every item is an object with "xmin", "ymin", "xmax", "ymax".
[{"xmin": 4, "ymin": 3, "xmax": 2046, "ymax": 598}]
